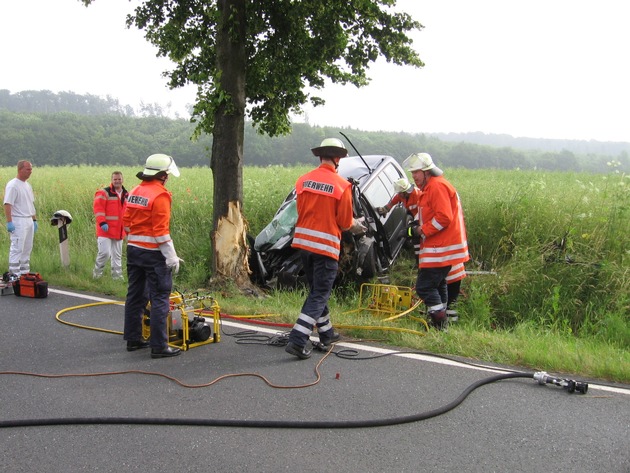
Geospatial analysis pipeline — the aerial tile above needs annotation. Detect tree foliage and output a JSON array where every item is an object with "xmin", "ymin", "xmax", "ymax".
[
  {"xmin": 123, "ymin": 0, "xmax": 424, "ymax": 138},
  {"xmin": 1, "ymin": 107, "xmax": 627, "ymax": 173},
  {"xmin": 78, "ymin": 0, "xmax": 426, "ymax": 286},
  {"xmin": 0, "ymin": 88, "xmax": 181, "ymax": 118},
  {"xmin": 0, "ymin": 89, "xmax": 127, "ymax": 116}
]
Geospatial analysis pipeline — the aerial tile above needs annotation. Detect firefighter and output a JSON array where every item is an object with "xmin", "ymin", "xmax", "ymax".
[
  {"xmin": 402, "ymin": 152, "xmax": 469, "ymax": 329},
  {"xmin": 379, "ymin": 176, "xmax": 466, "ymax": 322},
  {"xmin": 3, "ymin": 160, "xmax": 37, "ymax": 276},
  {"xmin": 122, "ymin": 154, "xmax": 183, "ymax": 358},
  {"xmin": 92, "ymin": 171, "xmax": 128, "ymax": 280},
  {"xmin": 445, "ymin": 262, "xmax": 466, "ymax": 321},
  {"xmin": 376, "ymin": 177, "xmax": 421, "ymax": 218},
  {"xmin": 286, "ymin": 138, "xmax": 366, "ymax": 359},
  {"xmin": 376, "ymin": 176, "xmax": 423, "ymax": 262}
]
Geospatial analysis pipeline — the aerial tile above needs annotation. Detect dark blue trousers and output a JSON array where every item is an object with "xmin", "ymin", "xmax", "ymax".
[
  {"xmin": 123, "ymin": 245, "xmax": 173, "ymax": 350},
  {"xmin": 288, "ymin": 251, "xmax": 338, "ymax": 347},
  {"xmin": 416, "ymin": 265, "xmax": 451, "ymax": 311}
]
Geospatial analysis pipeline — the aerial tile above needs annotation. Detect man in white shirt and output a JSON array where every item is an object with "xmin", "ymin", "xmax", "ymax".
[{"xmin": 4, "ymin": 160, "xmax": 37, "ymax": 276}]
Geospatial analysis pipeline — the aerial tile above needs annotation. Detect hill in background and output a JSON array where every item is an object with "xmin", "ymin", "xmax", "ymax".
[
  {"xmin": 431, "ymin": 131, "xmax": 630, "ymax": 157},
  {"xmin": 1, "ymin": 89, "xmax": 628, "ymax": 173}
]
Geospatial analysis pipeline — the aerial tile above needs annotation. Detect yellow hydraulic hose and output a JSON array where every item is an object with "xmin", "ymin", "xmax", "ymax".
[
  {"xmin": 381, "ymin": 299, "xmax": 424, "ymax": 321},
  {"xmin": 57, "ymin": 300, "xmax": 429, "ymax": 338},
  {"xmin": 55, "ymin": 301, "xmax": 125, "ymax": 335}
]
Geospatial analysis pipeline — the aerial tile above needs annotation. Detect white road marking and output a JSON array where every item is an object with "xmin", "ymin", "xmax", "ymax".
[{"xmin": 49, "ymin": 288, "xmax": 630, "ymax": 396}]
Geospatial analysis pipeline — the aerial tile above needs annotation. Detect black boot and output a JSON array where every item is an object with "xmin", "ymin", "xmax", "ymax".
[
  {"xmin": 316, "ymin": 331, "xmax": 341, "ymax": 351},
  {"xmin": 151, "ymin": 346, "xmax": 182, "ymax": 358},
  {"xmin": 285, "ymin": 342, "xmax": 312, "ymax": 360},
  {"xmin": 126, "ymin": 340, "xmax": 150, "ymax": 351}
]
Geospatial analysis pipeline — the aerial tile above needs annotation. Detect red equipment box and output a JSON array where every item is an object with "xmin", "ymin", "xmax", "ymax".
[{"xmin": 14, "ymin": 272, "xmax": 48, "ymax": 298}]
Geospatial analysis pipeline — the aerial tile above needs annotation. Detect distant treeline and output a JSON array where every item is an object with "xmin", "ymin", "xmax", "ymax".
[
  {"xmin": 1, "ymin": 90, "xmax": 628, "ymax": 173},
  {"xmin": 0, "ymin": 89, "xmax": 185, "ymax": 118},
  {"xmin": 432, "ymin": 131, "xmax": 630, "ymax": 158}
]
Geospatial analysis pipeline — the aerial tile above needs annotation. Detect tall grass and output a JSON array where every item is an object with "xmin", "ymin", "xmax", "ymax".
[
  {"xmin": 1, "ymin": 164, "xmax": 627, "ymax": 381},
  {"xmin": 449, "ymin": 168, "xmax": 629, "ymax": 348}
]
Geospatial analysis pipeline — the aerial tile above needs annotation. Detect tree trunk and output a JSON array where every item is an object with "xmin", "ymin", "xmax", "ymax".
[{"xmin": 210, "ymin": 0, "xmax": 252, "ymax": 289}]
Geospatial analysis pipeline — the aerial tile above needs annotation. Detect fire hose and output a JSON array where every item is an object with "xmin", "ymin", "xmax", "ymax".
[
  {"xmin": 0, "ymin": 369, "xmax": 587, "ymax": 429},
  {"xmin": 0, "ymin": 301, "xmax": 588, "ymax": 429}
]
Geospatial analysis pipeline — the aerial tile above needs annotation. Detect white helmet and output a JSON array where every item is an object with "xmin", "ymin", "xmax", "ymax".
[
  {"xmin": 402, "ymin": 152, "xmax": 443, "ymax": 176},
  {"xmin": 50, "ymin": 209, "xmax": 73, "ymax": 225},
  {"xmin": 142, "ymin": 154, "xmax": 180, "ymax": 177},
  {"xmin": 311, "ymin": 138, "xmax": 348, "ymax": 158},
  {"xmin": 393, "ymin": 177, "xmax": 413, "ymax": 193}
]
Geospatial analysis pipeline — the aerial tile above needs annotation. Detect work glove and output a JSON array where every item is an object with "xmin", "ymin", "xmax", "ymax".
[
  {"xmin": 159, "ymin": 240, "xmax": 184, "ymax": 274},
  {"xmin": 376, "ymin": 206, "xmax": 389, "ymax": 217},
  {"xmin": 100, "ymin": 223, "xmax": 109, "ymax": 232},
  {"xmin": 348, "ymin": 217, "xmax": 367, "ymax": 235},
  {"xmin": 33, "ymin": 221, "xmax": 38, "ymax": 233},
  {"xmin": 6, "ymin": 222, "xmax": 15, "ymax": 233}
]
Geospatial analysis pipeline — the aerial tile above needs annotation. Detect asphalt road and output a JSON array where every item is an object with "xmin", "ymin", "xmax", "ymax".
[{"xmin": 1, "ymin": 286, "xmax": 628, "ymax": 473}]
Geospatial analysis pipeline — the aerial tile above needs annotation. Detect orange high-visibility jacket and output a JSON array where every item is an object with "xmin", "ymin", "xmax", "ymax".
[
  {"xmin": 93, "ymin": 184, "xmax": 128, "ymax": 240},
  {"xmin": 417, "ymin": 176, "xmax": 469, "ymax": 269},
  {"xmin": 123, "ymin": 180, "xmax": 173, "ymax": 251},
  {"xmin": 291, "ymin": 163, "xmax": 354, "ymax": 260},
  {"xmin": 446, "ymin": 262, "xmax": 467, "ymax": 283},
  {"xmin": 387, "ymin": 187, "xmax": 422, "ymax": 218}
]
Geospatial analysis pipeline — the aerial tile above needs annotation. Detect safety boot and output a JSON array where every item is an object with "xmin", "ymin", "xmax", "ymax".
[
  {"xmin": 428, "ymin": 309, "xmax": 448, "ymax": 330},
  {"xmin": 285, "ymin": 341, "xmax": 312, "ymax": 360},
  {"xmin": 126, "ymin": 340, "xmax": 150, "ymax": 351},
  {"xmin": 151, "ymin": 346, "xmax": 182, "ymax": 358},
  {"xmin": 316, "ymin": 331, "xmax": 341, "ymax": 352}
]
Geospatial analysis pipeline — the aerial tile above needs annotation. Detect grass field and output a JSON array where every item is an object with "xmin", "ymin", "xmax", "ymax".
[{"xmin": 2, "ymin": 164, "xmax": 628, "ymax": 382}]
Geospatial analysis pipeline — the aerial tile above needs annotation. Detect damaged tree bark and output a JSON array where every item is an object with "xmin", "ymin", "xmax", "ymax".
[
  {"xmin": 209, "ymin": 0, "xmax": 256, "ymax": 292},
  {"xmin": 211, "ymin": 201, "xmax": 250, "ymax": 287}
]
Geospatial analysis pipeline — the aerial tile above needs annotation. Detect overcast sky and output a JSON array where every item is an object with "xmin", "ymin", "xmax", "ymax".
[{"xmin": 2, "ymin": 0, "xmax": 629, "ymax": 142}]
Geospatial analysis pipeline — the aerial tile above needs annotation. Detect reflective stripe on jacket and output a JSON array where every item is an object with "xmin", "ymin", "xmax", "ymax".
[
  {"xmin": 446, "ymin": 262, "xmax": 467, "ymax": 283},
  {"xmin": 291, "ymin": 163, "xmax": 353, "ymax": 260},
  {"xmin": 124, "ymin": 180, "xmax": 172, "ymax": 250},
  {"xmin": 417, "ymin": 176, "xmax": 469, "ymax": 268},
  {"xmin": 93, "ymin": 184, "xmax": 128, "ymax": 239}
]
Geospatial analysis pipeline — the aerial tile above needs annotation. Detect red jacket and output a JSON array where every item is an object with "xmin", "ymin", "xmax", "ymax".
[
  {"xmin": 124, "ymin": 181, "xmax": 172, "ymax": 251},
  {"xmin": 446, "ymin": 262, "xmax": 466, "ymax": 283},
  {"xmin": 93, "ymin": 184, "xmax": 128, "ymax": 240},
  {"xmin": 388, "ymin": 188, "xmax": 422, "ymax": 218},
  {"xmin": 417, "ymin": 176, "xmax": 469, "ymax": 269},
  {"xmin": 291, "ymin": 163, "xmax": 354, "ymax": 260}
]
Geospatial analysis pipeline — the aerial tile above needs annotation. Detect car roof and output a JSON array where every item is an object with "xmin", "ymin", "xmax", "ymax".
[{"xmin": 338, "ymin": 155, "xmax": 400, "ymax": 185}]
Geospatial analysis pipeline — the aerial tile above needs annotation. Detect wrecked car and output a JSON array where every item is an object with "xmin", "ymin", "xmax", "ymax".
[{"xmin": 249, "ymin": 154, "xmax": 413, "ymax": 289}]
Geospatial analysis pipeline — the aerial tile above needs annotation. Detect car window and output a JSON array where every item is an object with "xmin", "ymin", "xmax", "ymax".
[
  {"xmin": 382, "ymin": 163, "xmax": 405, "ymax": 188},
  {"xmin": 362, "ymin": 175, "xmax": 393, "ymax": 208}
]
